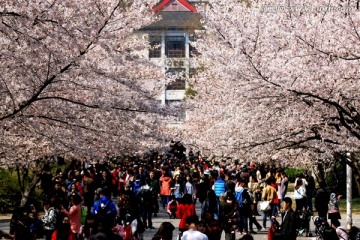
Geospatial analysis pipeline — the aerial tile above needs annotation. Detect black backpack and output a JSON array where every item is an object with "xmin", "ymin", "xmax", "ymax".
[
  {"xmin": 139, "ymin": 187, "xmax": 153, "ymax": 205},
  {"xmin": 96, "ymin": 200, "xmax": 115, "ymax": 225},
  {"xmin": 323, "ymin": 226, "xmax": 338, "ymax": 239},
  {"xmin": 55, "ymin": 210, "xmax": 66, "ymax": 228}
]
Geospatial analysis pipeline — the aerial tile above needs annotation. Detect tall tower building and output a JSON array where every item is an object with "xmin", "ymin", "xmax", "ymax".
[{"xmin": 142, "ymin": 0, "xmax": 202, "ymax": 121}]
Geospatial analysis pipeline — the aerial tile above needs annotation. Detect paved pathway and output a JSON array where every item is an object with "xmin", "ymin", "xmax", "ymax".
[
  {"xmin": 140, "ymin": 193, "xmax": 360, "ymax": 240},
  {"xmin": 141, "ymin": 202, "xmax": 291, "ymax": 240},
  {"xmin": 1, "ymin": 196, "xmax": 360, "ymax": 240}
]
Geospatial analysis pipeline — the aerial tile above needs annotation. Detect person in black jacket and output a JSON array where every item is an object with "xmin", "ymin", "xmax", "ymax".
[
  {"xmin": 314, "ymin": 181, "xmax": 329, "ymax": 221},
  {"xmin": 138, "ymin": 178, "xmax": 155, "ymax": 229},
  {"xmin": 10, "ymin": 206, "xmax": 33, "ymax": 240},
  {"xmin": 280, "ymin": 197, "xmax": 297, "ymax": 240}
]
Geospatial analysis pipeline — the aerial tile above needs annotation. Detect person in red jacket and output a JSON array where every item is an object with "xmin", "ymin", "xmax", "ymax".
[
  {"xmin": 176, "ymin": 194, "xmax": 196, "ymax": 237},
  {"xmin": 51, "ymin": 216, "xmax": 76, "ymax": 240},
  {"xmin": 269, "ymin": 177, "xmax": 280, "ymax": 217},
  {"xmin": 159, "ymin": 171, "xmax": 173, "ymax": 209}
]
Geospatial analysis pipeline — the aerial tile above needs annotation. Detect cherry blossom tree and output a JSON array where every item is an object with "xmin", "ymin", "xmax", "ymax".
[
  {"xmin": 0, "ymin": 0, "xmax": 170, "ymax": 205},
  {"xmin": 183, "ymin": 0, "xmax": 360, "ymax": 175}
]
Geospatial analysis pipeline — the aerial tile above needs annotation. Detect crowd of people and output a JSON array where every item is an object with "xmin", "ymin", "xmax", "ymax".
[{"xmin": 3, "ymin": 141, "xmax": 360, "ymax": 240}]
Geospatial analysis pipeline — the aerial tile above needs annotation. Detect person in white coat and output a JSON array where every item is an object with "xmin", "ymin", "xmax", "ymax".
[{"xmin": 293, "ymin": 178, "xmax": 307, "ymax": 213}]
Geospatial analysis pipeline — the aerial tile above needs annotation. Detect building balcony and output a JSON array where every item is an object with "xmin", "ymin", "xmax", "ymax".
[{"xmin": 166, "ymin": 49, "xmax": 185, "ymax": 58}]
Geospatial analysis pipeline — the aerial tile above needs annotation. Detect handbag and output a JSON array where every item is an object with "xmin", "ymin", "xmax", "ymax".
[{"xmin": 259, "ymin": 200, "xmax": 271, "ymax": 211}]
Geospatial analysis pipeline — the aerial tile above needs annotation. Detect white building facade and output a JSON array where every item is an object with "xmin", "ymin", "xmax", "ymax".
[{"xmin": 142, "ymin": 0, "xmax": 202, "ymax": 121}]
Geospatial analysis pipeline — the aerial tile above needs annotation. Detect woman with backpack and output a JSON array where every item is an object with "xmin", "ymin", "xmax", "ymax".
[
  {"xmin": 201, "ymin": 189, "xmax": 219, "ymax": 221},
  {"xmin": 235, "ymin": 178, "xmax": 253, "ymax": 235}
]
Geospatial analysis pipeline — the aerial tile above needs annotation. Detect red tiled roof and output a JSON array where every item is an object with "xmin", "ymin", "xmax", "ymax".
[{"xmin": 152, "ymin": 0, "xmax": 197, "ymax": 13}]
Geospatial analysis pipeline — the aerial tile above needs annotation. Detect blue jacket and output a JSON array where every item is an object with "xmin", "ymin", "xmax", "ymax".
[
  {"xmin": 92, "ymin": 196, "xmax": 117, "ymax": 217},
  {"xmin": 213, "ymin": 179, "xmax": 227, "ymax": 197},
  {"xmin": 133, "ymin": 180, "xmax": 142, "ymax": 194}
]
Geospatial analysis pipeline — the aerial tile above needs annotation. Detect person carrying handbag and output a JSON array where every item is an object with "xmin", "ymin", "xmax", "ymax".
[{"xmin": 261, "ymin": 178, "xmax": 277, "ymax": 229}]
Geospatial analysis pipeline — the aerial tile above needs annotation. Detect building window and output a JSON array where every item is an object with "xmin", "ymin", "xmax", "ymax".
[
  {"xmin": 171, "ymin": 3, "xmax": 178, "ymax": 11},
  {"xmin": 166, "ymin": 68, "xmax": 186, "ymax": 90},
  {"xmin": 149, "ymin": 35, "xmax": 161, "ymax": 58},
  {"xmin": 165, "ymin": 36, "xmax": 185, "ymax": 58}
]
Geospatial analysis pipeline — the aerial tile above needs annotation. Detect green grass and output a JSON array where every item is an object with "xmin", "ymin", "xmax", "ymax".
[{"xmin": 339, "ymin": 198, "xmax": 360, "ymax": 215}]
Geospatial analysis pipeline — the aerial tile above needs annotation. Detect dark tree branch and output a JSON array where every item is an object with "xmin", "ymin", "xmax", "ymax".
[
  {"xmin": 0, "ymin": 0, "xmax": 128, "ymax": 121},
  {"xmin": 241, "ymin": 46, "xmax": 282, "ymax": 88},
  {"xmin": 16, "ymin": 165, "xmax": 24, "ymax": 193},
  {"xmin": 297, "ymin": 36, "xmax": 360, "ymax": 60},
  {"xmin": 0, "ymin": 63, "xmax": 72, "ymax": 121},
  {"xmin": 34, "ymin": 96, "xmax": 148, "ymax": 112}
]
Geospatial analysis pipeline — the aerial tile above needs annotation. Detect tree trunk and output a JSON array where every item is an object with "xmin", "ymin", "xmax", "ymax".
[
  {"xmin": 353, "ymin": 174, "xmax": 360, "ymax": 197},
  {"xmin": 332, "ymin": 163, "xmax": 340, "ymax": 190},
  {"xmin": 313, "ymin": 162, "xmax": 326, "ymax": 187},
  {"xmin": 20, "ymin": 173, "xmax": 41, "ymax": 207},
  {"xmin": 348, "ymin": 156, "xmax": 360, "ymax": 197},
  {"xmin": 16, "ymin": 166, "xmax": 42, "ymax": 208}
]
